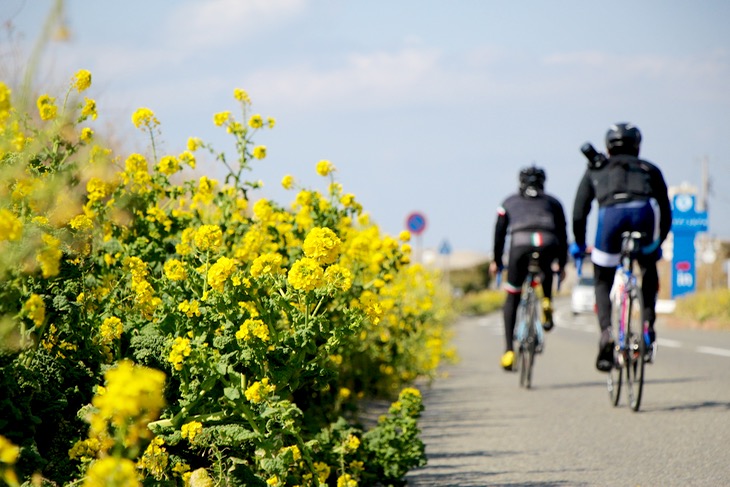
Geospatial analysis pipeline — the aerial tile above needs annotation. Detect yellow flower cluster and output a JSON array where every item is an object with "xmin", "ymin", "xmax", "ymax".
[
  {"xmin": 181, "ymin": 421, "xmax": 203, "ymax": 442},
  {"xmin": 303, "ymin": 227, "xmax": 341, "ymax": 265},
  {"xmin": 89, "ymin": 360, "xmax": 166, "ymax": 449},
  {"xmin": 131, "ymin": 107, "xmax": 159, "ymax": 129},
  {"xmin": 123, "ymin": 153, "xmax": 151, "ymax": 192},
  {"xmin": 287, "ymin": 257, "xmax": 323, "ymax": 292},
  {"xmin": 138, "ymin": 437, "xmax": 168, "ymax": 480},
  {"xmin": 316, "ymin": 159, "xmax": 335, "ymax": 176},
  {"xmin": 235, "ymin": 318, "xmax": 270, "ymax": 342},
  {"xmin": 81, "ymin": 97, "xmax": 97, "ymax": 120},
  {"xmin": 0, "ymin": 209, "xmax": 23, "ymax": 242},
  {"xmin": 168, "ymin": 336, "xmax": 192, "ymax": 371},
  {"xmin": 178, "ymin": 299, "xmax": 201, "ymax": 318},
  {"xmin": 37, "ymin": 94, "xmax": 57, "ymax": 121},
  {"xmin": 83, "ymin": 457, "xmax": 138, "ymax": 487},
  {"xmin": 164, "ymin": 259, "xmax": 188, "ymax": 281},
  {"xmin": 23, "ymin": 294, "xmax": 45, "ymax": 326},
  {"xmin": 250, "ymin": 252, "xmax": 284, "ymax": 278},
  {"xmin": 244, "ymin": 378, "xmax": 275, "ymax": 404},
  {"xmin": 73, "ymin": 69, "xmax": 92, "ymax": 92},
  {"xmin": 157, "ymin": 155, "xmax": 181, "ymax": 176},
  {"xmin": 99, "ymin": 316, "xmax": 123, "ymax": 343},
  {"xmin": 337, "ymin": 473, "xmax": 358, "ymax": 487},
  {"xmin": 194, "ymin": 224, "xmax": 223, "ymax": 251},
  {"xmin": 207, "ymin": 256, "xmax": 236, "ymax": 292}
]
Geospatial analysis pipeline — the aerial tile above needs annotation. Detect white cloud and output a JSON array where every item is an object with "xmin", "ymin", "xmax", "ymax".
[
  {"xmin": 167, "ymin": 0, "xmax": 307, "ymax": 49},
  {"xmin": 244, "ymin": 45, "xmax": 489, "ymax": 110}
]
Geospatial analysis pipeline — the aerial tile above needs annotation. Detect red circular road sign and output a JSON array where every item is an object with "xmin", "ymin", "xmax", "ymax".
[{"xmin": 406, "ymin": 212, "xmax": 427, "ymax": 235}]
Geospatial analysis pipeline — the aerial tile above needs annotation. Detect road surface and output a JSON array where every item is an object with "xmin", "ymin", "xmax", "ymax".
[{"xmin": 406, "ymin": 297, "xmax": 730, "ymax": 486}]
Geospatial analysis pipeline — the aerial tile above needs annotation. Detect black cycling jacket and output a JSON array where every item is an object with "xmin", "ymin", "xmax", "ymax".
[
  {"xmin": 493, "ymin": 191, "xmax": 568, "ymax": 269},
  {"xmin": 572, "ymin": 154, "xmax": 672, "ymax": 247}
]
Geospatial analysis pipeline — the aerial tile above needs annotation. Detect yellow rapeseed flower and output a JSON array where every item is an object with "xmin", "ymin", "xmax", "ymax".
[
  {"xmin": 207, "ymin": 256, "xmax": 236, "ymax": 292},
  {"xmin": 0, "ymin": 434, "xmax": 20, "ymax": 464},
  {"xmin": 99, "ymin": 317, "xmax": 123, "ymax": 343},
  {"xmin": 324, "ymin": 264, "xmax": 352, "ymax": 291},
  {"xmin": 303, "ymin": 227, "xmax": 341, "ymax": 265},
  {"xmin": 83, "ymin": 457, "xmax": 138, "ymax": 487},
  {"xmin": 213, "ymin": 111, "xmax": 230, "ymax": 127},
  {"xmin": 316, "ymin": 159, "xmax": 335, "ymax": 176},
  {"xmin": 252, "ymin": 145, "xmax": 266, "ymax": 159},
  {"xmin": 233, "ymin": 88, "xmax": 251, "ymax": 103},
  {"xmin": 281, "ymin": 174, "xmax": 295, "ymax": 190},
  {"xmin": 132, "ymin": 107, "xmax": 159, "ymax": 129},
  {"xmin": 0, "ymin": 209, "xmax": 23, "ymax": 241},
  {"xmin": 181, "ymin": 421, "xmax": 203, "ymax": 441},
  {"xmin": 250, "ymin": 253, "xmax": 284, "ymax": 278},
  {"xmin": 194, "ymin": 224, "xmax": 223, "ymax": 251},
  {"xmin": 235, "ymin": 318, "xmax": 270, "ymax": 342},
  {"xmin": 0, "ymin": 82, "xmax": 11, "ymax": 115},
  {"xmin": 287, "ymin": 257, "xmax": 324, "ymax": 292},
  {"xmin": 157, "ymin": 155, "xmax": 181, "ymax": 175},
  {"xmin": 73, "ymin": 69, "xmax": 92, "ymax": 92},
  {"xmin": 168, "ymin": 337, "xmax": 192, "ymax": 371},
  {"xmin": 178, "ymin": 299, "xmax": 201, "ymax": 318},
  {"xmin": 244, "ymin": 378, "xmax": 275, "ymax": 404},
  {"xmin": 248, "ymin": 114, "xmax": 263, "ymax": 129},
  {"xmin": 80, "ymin": 127, "xmax": 94, "ymax": 142},
  {"xmin": 37, "ymin": 94, "xmax": 57, "ymax": 121},
  {"xmin": 187, "ymin": 137, "xmax": 203, "ymax": 151},
  {"xmin": 37, "ymin": 234, "xmax": 62, "ymax": 278},
  {"xmin": 164, "ymin": 259, "xmax": 188, "ymax": 281},
  {"xmin": 337, "ymin": 473, "xmax": 358, "ymax": 487},
  {"xmin": 82, "ymin": 97, "xmax": 97, "ymax": 120}
]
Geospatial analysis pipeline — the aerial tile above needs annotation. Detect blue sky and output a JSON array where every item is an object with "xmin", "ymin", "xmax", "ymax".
[{"xmin": 4, "ymin": 0, "xmax": 729, "ymax": 255}]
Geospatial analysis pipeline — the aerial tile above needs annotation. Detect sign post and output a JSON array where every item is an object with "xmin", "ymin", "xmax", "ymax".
[
  {"xmin": 405, "ymin": 212, "xmax": 427, "ymax": 263},
  {"xmin": 670, "ymin": 193, "xmax": 708, "ymax": 298}
]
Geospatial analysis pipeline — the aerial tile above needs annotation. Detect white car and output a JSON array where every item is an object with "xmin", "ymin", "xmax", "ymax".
[{"xmin": 571, "ymin": 276, "xmax": 596, "ymax": 315}]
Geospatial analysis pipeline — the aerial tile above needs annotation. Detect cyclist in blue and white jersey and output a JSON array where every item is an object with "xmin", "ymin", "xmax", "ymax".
[{"xmin": 571, "ymin": 123, "xmax": 672, "ymax": 372}]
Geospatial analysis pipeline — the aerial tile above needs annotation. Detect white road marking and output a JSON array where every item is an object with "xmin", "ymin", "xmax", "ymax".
[
  {"xmin": 696, "ymin": 346, "xmax": 730, "ymax": 358},
  {"xmin": 657, "ymin": 338, "xmax": 682, "ymax": 348}
]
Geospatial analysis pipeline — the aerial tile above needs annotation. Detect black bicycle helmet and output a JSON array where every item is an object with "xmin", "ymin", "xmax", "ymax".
[
  {"xmin": 605, "ymin": 123, "xmax": 641, "ymax": 156},
  {"xmin": 519, "ymin": 165, "xmax": 546, "ymax": 196}
]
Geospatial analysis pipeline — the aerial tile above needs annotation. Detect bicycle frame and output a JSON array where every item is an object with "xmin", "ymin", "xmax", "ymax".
[{"xmin": 607, "ymin": 231, "xmax": 647, "ymax": 411}]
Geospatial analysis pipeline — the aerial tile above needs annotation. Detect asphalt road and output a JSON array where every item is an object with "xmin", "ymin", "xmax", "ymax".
[{"xmin": 406, "ymin": 297, "xmax": 730, "ymax": 486}]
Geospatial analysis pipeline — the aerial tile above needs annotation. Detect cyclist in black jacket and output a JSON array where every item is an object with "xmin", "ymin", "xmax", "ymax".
[
  {"xmin": 490, "ymin": 166, "xmax": 568, "ymax": 371},
  {"xmin": 571, "ymin": 123, "xmax": 672, "ymax": 372}
]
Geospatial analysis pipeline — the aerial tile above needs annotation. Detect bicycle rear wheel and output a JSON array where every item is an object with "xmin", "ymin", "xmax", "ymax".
[
  {"xmin": 625, "ymin": 289, "xmax": 646, "ymax": 411},
  {"xmin": 518, "ymin": 296, "xmax": 537, "ymax": 389}
]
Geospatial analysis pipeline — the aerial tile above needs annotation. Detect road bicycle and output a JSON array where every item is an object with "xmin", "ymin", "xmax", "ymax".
[
  {"xmin": 514, "ymin": 251, "xmax": 546, "ymax": 389},
  {"xmin": 606, "ymin": 231, "xmax": 652, "ymax": 412}
]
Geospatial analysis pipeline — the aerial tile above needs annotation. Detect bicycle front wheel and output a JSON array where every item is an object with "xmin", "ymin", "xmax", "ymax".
[
  {"xmin": 625, "ymin": 289, "xmax": 646, "ymax": 411},
  {"xmin": 607, "ymin": 288, "xmax": 622, "ymax": 406}
]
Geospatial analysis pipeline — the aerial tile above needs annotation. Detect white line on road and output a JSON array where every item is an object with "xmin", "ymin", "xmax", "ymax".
[
  {"xmin": 696, "ymin": 346, "xmax": 730, "ymax": 358},
  {"xmin": 657, "ymin": 338, "xmax": 682, "ymax": 348}
]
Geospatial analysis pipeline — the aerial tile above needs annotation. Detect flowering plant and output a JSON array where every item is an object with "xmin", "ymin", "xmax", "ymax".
[{"xmin": 0, "ymin": 72, "xmax": 454, "ymax": 486}]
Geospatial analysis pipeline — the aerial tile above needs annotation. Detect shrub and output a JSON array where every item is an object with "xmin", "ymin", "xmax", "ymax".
[{"xmin": 0, "ymin": 72, "xmax": 453, "ymax": 485}]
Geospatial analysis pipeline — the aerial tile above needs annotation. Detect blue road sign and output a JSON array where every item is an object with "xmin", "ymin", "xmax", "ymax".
[
  {"xmin": 406, "ymin": 212, "xmax": 427, "ymax": 235},
  {"xmin": 670, "ymin": 193, "xmax": 708, "ymax": 298},
  {"xmin": 439, "ymin": 240, "xmax": 452, "ymax": 255}
]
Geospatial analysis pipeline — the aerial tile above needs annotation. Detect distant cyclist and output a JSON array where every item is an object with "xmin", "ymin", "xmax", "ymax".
[
  {"xmin": 571, "ymin": 123, "xmax": 672, "ymax": 372},
  {"xmin": 490, "ymin": 166, "xmax": 568, "ymax": 371}
]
